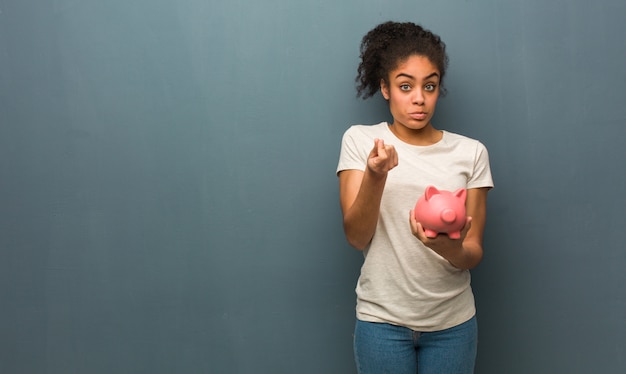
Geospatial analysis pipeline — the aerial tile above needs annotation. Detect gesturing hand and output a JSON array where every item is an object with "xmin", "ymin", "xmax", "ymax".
[{"xmin": 367, "ymin": 139, "xmax": 398, "ymax": 176}]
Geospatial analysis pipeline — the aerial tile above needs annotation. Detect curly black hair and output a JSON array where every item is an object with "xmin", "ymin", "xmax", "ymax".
[{"xmin": 356, "ymin": 21, "xmax": 449, "ymax": 99}]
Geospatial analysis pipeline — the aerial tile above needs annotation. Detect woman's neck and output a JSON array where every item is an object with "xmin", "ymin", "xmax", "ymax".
[{"xmin": 388, "ymin": 122, "xmax": 443, "ymax": 146}]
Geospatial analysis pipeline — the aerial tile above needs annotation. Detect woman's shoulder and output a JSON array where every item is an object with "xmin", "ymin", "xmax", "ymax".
[
  {"xmin": 442, "ymin": 130, "xmax": 487, "ymax": 149},
  {"xmin": 342, "ymin": 122, "xmax": 389, "ymax": 140},
  {"xmin": 344, "ymin": 122, "xmax": 388, "ymax": 134}
]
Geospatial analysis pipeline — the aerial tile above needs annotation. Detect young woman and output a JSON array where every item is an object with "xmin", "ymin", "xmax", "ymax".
[{"xmin": 337, "ymin": 21, "xmax": 494, "ymax": 374}]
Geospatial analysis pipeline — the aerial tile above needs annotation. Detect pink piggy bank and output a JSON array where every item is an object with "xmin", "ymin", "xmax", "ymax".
[{"xmin": 414, "ymin": 186, "xmax": 467, "ymax": 239}]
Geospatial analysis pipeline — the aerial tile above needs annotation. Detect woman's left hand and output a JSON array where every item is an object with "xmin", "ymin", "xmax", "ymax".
[
  {"xmin": 409, "ymin": 210, "xmax": 472, "ymax": 263},
  {"xmin": 409, "ymin": 187, "xmax": 488, "ymax": 269}
]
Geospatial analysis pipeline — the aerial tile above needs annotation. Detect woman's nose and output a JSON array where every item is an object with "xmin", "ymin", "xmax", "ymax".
[{"xmin": 413, "ymin": 90, "xmax": 425, "ymax": 105}]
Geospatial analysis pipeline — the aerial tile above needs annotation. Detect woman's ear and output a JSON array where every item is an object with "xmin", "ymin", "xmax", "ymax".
[{"xmin": 380, "ymin": 79, "xmax": 390, "ymax": 100}]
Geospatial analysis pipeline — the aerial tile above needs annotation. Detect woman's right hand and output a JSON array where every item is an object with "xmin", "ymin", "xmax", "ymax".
[{"xmin": 367, "ymin": 138, "xmax": 398, "ymax": 176}]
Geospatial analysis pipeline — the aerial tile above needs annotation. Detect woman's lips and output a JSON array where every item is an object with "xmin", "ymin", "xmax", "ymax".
[{"xmin": 409, "ymin": 112, "xmax": 427, "ymax": 120}]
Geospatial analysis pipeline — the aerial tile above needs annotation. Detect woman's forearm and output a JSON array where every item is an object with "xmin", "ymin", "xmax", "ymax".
[{"xmin": 341, "ymin": 169, "xmax": 388, "ymax": 250}]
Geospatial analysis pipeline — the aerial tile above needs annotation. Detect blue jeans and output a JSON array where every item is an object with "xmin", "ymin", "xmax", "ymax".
[{"xmin": 354, "ymin": 316, "xmax": 477, "ymax": 374}]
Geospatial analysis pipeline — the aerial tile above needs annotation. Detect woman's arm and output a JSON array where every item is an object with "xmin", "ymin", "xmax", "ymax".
[
  {"xmin": 409, "ymin": 187, "xmax": 489, "ymax": 269},
  {"xmin": 339, "ymin": 139, "xmax": 398, "ymax": 250}
]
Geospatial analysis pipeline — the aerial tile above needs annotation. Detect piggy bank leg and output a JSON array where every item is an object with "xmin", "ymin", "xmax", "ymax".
[
  {"xmin": 424, "ymin": 229, "xmax": 439, "ymax": 238},
  {"xmin": 448, "ymin": 231, "xmax": 461, "ymax": 239}
]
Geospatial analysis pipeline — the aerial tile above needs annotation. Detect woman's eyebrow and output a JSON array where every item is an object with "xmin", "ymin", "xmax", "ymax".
[{"xmin": 394, "ymin": 72, "xmax": 440, "ymax": 80}]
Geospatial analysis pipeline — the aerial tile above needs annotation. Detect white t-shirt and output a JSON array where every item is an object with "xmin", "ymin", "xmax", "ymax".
[{"xmin": 337, "ymin": 122, "xmax": 494, "ymax": 331}]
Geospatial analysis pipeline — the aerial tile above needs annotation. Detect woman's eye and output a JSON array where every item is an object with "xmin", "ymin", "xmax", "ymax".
[
  {"xmin": 400, "ymin": 84, "xmax": 411, "ymax": 91},
  {"xmin": 425, "ymin": 84, "xmax": 437, "ymax": 91}
]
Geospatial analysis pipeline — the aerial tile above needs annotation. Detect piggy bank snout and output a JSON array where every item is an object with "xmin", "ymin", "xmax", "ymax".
[{"xmin": 440, "ymin": 208, "xmax": 457, "ymax": 224}]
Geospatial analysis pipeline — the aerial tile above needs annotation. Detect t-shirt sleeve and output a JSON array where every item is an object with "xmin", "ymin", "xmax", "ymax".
[
  {"xmin": 336, "ymin": 126, "xmax": 368, "ymax": 175},
  {"xmin": 467, "ymin": 141, "xmax": 494, "ymax": 189}
]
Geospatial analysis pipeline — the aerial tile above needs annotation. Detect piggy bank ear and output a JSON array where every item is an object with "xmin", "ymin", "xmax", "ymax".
[
  {"xmin": 424, "ymin": 185, "xmax": 440, "ymax": 201},
  {"xmin": 454, "ymin": 188, "xmax": 467, "ymax": 202}
]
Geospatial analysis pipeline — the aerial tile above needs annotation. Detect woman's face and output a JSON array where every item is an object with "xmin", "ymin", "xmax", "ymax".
[{"xmin": 381, "ymin": 54, "xmax": 441, "ymax": 133}]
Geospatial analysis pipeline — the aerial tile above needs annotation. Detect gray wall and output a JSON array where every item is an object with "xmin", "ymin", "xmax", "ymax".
[{"xmin": 1, "ymin": 0, "xmax": 625, "ymax": 373}]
